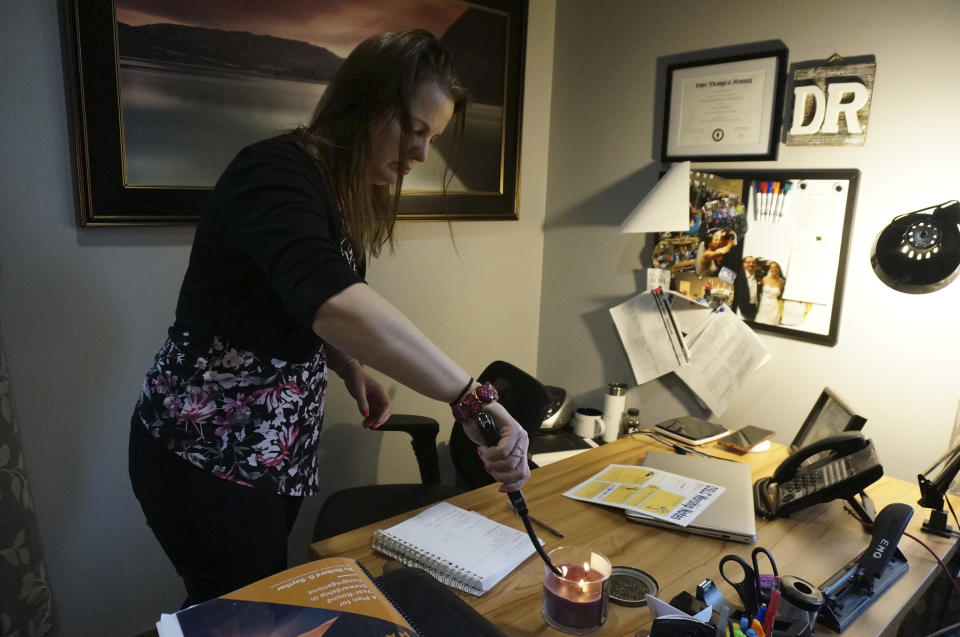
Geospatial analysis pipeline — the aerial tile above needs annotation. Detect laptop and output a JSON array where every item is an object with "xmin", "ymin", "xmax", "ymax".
[{"xmin": 624, "ymin": 451, "xmax": 757, "ymax": 543}]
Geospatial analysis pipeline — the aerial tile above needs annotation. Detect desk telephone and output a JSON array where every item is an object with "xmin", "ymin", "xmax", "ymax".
[{"xmin": 754, "ymin": 432, "xmax": 883, "ymax": 520}]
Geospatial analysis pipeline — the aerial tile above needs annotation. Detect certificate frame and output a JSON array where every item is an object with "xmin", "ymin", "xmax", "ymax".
[
  {"xmin": 662, "ymin": 48, "xmax": 788, "ymax": 162},
  {"xmin": 657, "ymin": 168, "xmax": 859, "ymax": 346},
  {"xmin": 61, "ymin": 0, "xmax": 527, "ymax": 226}
]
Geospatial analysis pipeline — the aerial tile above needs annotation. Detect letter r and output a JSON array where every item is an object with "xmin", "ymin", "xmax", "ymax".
[{"xmin": 821, "ymin": 82, "xmax": 869, "ymax": 134}]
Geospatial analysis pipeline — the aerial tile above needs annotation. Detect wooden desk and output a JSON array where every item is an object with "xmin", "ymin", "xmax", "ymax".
[{"xmin": 310, "ymin": 436, "xmax": 958, "ymax": 636}]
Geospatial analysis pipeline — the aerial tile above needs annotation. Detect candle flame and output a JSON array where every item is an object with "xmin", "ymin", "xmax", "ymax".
[
  {"xmin": 579, "ymin": 578, "xmax": 588, "ymax": 593},
  {"xmin": 560, "ymin": 564, "xmax": 568, "ymax": 577},
  {"xmin": 583, "ymin": 561, "xmax": 590, "ymax": 574}
]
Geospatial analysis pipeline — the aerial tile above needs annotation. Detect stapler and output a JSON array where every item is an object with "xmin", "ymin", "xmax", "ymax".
[{"xmin": 818, "ymin": 503, "xmax": 914, "ymax": 632}]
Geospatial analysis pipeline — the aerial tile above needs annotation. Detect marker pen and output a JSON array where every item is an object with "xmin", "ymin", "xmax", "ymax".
[{"xmin": 778, "ymin": 182, "xmax": 793, "ymax": 222}]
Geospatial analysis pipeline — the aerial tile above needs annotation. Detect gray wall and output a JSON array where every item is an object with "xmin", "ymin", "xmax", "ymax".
[
  {"xmin": 540, "ymin": 0, "xmax": 960, "ymax": 481},
  {"xmin": 0, "ymin": 1, "xmax": 554, "ymax": 635}
]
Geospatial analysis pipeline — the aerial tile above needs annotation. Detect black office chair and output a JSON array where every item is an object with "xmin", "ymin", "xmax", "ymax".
[{"xmin": 312, "ymin": 360, "xmax": 552, "ymax": 541}]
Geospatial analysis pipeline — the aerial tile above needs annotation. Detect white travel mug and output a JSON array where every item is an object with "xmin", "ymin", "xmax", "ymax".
[{"xmin": 601, "ymin": 383, "xmax": 627, "ymax": 443}]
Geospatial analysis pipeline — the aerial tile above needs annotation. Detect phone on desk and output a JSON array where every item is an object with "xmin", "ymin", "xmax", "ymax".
[
  {"xmin": 653, "ymin": 416, "xmax": 731, "ymax": 446},
  {"xmin": 717, "ymin": 425, "xmax": 775, "ymax": 453},
  {"xmin": 754, "ymin": 431, "xmax": 883, "ymax": 519}
]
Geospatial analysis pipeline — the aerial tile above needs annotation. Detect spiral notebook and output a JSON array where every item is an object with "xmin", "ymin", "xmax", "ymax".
[{"xmin": 372, "ymin": 501, "xmax": 536, "ymax": 596}]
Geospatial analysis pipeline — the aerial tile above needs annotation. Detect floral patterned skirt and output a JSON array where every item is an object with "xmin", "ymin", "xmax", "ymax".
[{"xmin": 132, "ymin": 330, "xmax": 327, "ymax": 496}]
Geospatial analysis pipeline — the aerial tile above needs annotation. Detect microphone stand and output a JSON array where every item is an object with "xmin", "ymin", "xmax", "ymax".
[{"xmin": 917, "ymin": 442, "xmax": 960, "ymax": 537}]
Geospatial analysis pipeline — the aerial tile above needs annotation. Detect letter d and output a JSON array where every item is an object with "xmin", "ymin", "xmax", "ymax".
[{"xmin": 789, "ymin": 85, "xmax": 825, "ymax": 135}]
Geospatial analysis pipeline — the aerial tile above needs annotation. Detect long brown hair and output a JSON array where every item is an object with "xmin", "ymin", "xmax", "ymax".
[{"xmin": 294, "ymin": 29, "xmax": 468, "ymax": 260}]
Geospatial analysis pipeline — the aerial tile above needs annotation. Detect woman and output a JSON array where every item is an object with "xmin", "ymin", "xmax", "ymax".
[
  {"xmin": 756, "ymin": 261, "xmax": 786, "ymax": 324},
  {"xmin": 695, "ymin": 228, "xmax": 737, "ymax": 276},
  {"xmin": 128, "ymin": 30, "xmax": 530, "ymax": 607}
]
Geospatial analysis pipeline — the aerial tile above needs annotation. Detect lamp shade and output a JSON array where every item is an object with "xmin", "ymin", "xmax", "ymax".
[
  {"xmin": 870, "ymin": 201, "xmax": 960, "ymax": 293},
  {"xmin": 619, "ymin": 161, "xmax": 690, "ymax": 234}
]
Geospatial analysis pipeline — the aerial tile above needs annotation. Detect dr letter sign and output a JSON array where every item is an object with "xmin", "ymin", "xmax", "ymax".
[{"xmin": 786, "ymin": 60, "xmax": 876, "ymax": 147}]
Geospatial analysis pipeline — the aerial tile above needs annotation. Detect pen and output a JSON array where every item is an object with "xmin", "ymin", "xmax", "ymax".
[
  {"xmin": 778, "ymin": 182, "xmax": 793, "ymax": 223},
  {"xmin": 528, "ymin": 514, "xmax": 564, "ymax": 538},
  {"xmin": 758, "ymin": 181, "xmax": 769, "ymax": 218},
  {"xmin": 508, "ymin": 504, "xmax": 564, "ymax": 537},
  {"xmin": 715, "ymin": 605, "xmax": 731, "ymax": 637},
  {"xmin": 770, "ymin": 182, "xmax": 781, "ymax": 220},
  {"xmin": 652, "ymin": 288, "xmax": 688, "ymax": 364},
  {"xmin": 661, "ymin": 290, "xmax": 691, "ymax": 362},
  {"xmin": 762, "ymin": 586, "xmax": 780, "ymax": 635}
]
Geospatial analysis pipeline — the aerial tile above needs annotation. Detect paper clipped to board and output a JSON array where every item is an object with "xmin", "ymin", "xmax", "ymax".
[
  {"xmin": 619, "ymin": 161, "xmax": 692, "ymax": 234},
  {"xmin": 610, "ymin": 291, "xmax": 769, "ymax": 415}
]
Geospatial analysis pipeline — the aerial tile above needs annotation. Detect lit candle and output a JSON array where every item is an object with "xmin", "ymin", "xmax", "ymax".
[{"xmin": 541, "ymin": 547, "xmax": 612, "ymax": 634}]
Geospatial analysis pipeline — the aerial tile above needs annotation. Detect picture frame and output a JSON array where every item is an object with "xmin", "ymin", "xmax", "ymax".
[
  {"xmin": 662, "ymin": 48, "xmax": 788, "ymax": 162},
  {"xmin": 790, "ymin": 387, "xmax": 866, "ymax": 452},
  {"xmin": 61, "ymin": 1, "xmax": 527, "ymax": 226},
  {"xmin": 652, "ymin": 168, "xmax": 860, "ymax": 346}
]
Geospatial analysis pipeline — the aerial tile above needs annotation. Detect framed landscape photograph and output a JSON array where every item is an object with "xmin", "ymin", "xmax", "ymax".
[
  {"xmin": 662, "ymin": 47, "xmax": 788, "ymax": 162},
  {"xmin": 62, "ymin": 0, "xmax": 527, "ymax": 225}
]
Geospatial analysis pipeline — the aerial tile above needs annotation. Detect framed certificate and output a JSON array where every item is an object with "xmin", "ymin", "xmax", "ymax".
[{"xmin": 662, "ymin": 48, "xmax": 788, "ymax": 162}]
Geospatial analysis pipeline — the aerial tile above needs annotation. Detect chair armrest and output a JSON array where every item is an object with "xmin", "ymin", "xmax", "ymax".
[{"xmin": 377, "ymin": 414, "xmax": 442, "ymax": 484}]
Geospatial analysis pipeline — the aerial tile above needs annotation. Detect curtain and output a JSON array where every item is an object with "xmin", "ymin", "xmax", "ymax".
[{"xmin": 0, "ymin": 343, "xmax": 54, "ymax": 636}]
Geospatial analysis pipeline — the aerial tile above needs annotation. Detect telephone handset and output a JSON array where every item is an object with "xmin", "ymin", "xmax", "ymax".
[{"xmin": 754, "ymin": 432, "xmax": 883, "ymax": 520}]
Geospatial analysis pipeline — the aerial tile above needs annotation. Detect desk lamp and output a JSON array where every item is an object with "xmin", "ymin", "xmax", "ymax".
[
  {"xmin": 870, "ymin": 200, "xmax": 960, "ymax": 293},
  {"xmin": 917, "ymin": 442, "xmax": 960, "ymax": 537}
]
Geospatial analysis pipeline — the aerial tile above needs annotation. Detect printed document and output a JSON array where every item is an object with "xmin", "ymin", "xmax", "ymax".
[
  {"xmin": 563, "ymin": 464, "xmax": 724, "ymax": 527},
  {"xmin": 674, "ymin": 307, "xmax": 770, "ymax": 415}
]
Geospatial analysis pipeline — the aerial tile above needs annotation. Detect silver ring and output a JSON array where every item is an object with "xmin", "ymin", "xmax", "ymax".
[{"xmin": 511, "ymin": 447, "xmax": 525, "ymax": 459}]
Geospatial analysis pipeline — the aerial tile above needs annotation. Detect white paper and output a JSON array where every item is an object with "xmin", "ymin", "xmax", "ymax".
[
  {"xmin": 373, "ymin": 502, "xmax": 535, "ymax": 595},
  {"xmin": 609, "ymin": 291, "xmax": 689, "ymax": 385},
  {"xmin": 664, "ymin": 290, "xmax": 713, "ymax": 341},
  {"xmin": 156, "ymin": 614, "xmax": 184, "ymax": 637},
  {"xmin": 674, "ymin": 308, "xmax": 770, "ymax": 415},
  {"xmin": 678, "ymin": 70, "xmax": 765, "ymax": 147},
  {"xmin": 781, "ymin": 180, "xmax": 849, "ymax": 305},
  {"xmin": 531, "ymin": 439, "xmax": 598, "ymax": 467},
  {"xmin": 646, "ymin": 595, "xmax": 714, "ymax": 623},
  {"xmin": 646, "ymin": 267, "xmax": 672, "ymax": 291},
  {"xmin": 563, "ymin": 464, "xmax": 724, "ymax": 527},
  {"xmin": 619, "ymin": 162, "xmax": 691, "ymax": 233}
]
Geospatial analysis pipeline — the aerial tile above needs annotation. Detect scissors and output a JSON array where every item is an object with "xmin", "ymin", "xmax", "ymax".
[{"xmin": 718, "ymin": 546, "xmax": 778, "ymax": 615}]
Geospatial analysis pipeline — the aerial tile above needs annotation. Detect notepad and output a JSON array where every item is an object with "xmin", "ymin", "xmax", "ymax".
[{"xmin": 372, "ymin": 501, "xmax": 536, "ymax": 596}]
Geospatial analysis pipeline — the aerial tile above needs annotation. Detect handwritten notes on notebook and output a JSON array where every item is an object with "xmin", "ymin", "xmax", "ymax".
[{"xmin": 372, "ymin": 502, "xmax": 535, "ymax": 596}]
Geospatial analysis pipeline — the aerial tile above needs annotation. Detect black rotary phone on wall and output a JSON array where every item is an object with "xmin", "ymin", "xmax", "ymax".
[{"xmin": 754, "ymin": 432, "xmax": 883, "ymax": 520}]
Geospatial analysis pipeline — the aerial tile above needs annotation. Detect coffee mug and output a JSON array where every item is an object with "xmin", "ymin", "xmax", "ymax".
[{"xmin": 571, "ymin": 407, "xmax": 605, "ymax": 439}]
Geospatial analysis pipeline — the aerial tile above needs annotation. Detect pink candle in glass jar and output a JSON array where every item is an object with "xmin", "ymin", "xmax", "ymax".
[{"xmin": 542, "ymin": 548, "xmax": 612, "ymax": 634}]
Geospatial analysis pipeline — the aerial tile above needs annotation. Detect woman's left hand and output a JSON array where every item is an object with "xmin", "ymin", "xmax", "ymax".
[
  {"xmin": 340, "ymin": 361, "xmax": 392, "ymax": 429},
  {"xmin": 462, "ymin": 402, "xmax": 530, "ymax": 492}
]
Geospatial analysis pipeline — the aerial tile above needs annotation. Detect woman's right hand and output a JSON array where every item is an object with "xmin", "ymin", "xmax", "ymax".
[{"xmin": 462, "ymin": 402, "xmax": 530, "ymax": 492}]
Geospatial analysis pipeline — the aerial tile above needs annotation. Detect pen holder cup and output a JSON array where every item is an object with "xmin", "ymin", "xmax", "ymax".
[
  {"xmin": 541, "ymin": 547, "xmax": 612, "ymax": 634},
  {"xmin": 725, "ymin": 610, "xmax": 810, "ymax": 637}
]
